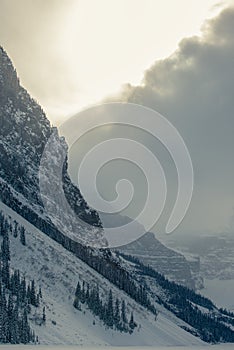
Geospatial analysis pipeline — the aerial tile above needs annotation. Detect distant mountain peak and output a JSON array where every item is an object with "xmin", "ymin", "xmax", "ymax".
[
  {"xmin": 0, "ymin": 46, "xmax": 20, "ymax": 96},
  {"xmin": 120, "ymin": 230, "xmax": 198, "ymax": 289}
]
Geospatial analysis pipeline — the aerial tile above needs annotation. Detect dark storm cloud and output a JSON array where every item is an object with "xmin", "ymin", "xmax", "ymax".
[{"xmin": 107, "ymin": 7, "xmax": 234, "ymax": 233}]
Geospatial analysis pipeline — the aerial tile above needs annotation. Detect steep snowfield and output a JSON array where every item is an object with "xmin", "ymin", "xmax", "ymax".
[{"xmin": 0, "ymin": 201, "xmax": 203, "ymax": 346}]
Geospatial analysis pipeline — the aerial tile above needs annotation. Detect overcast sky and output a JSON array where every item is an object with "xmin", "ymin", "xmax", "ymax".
[
  {"xmin": 103, "ymin": 5, "xmax": 234, "ymax": 235},
  {"xmin": 69, "ymin": 4, "xmax": 234, "ymax": 237},
  {"xmin": 0, "ymin": 0, "xmax": 231, "ymax": 123}
]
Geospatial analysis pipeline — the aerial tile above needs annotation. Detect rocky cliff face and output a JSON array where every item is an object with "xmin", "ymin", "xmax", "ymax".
[
  {"xmin": 0, "ymin": 47, "xmax": 102, "ymax": 245},
  {"xmin": 120, "ymin": 232, "xmax": 197, "ymax": 289}
]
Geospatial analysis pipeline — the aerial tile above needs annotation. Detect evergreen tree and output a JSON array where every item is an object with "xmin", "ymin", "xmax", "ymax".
[
  {"xmin": 80, "ymin": 281, "xmax": 86, "ymax": 303},
  {"xmin": 2, "ymin": 258, "xmax": 10, "ymax": 289},
  {"xmin": 0, "ymin": 213, "xmax": 40, "ymax": 344},
  {"xmin": 20, "ymin": 277, "xmax": 27, "ymax": 304},
  {"xmin": 20, "ymin": 308, "xmax": 30, "ymax": 344},
  {"xmin": 129, "ymin": 311, "xmax": 136, "ymax": 330},
  {"xmin": 20, "ymin": 227, "xmax": 26, "ymax": 246},
  {"xmin": 0, "ymin": 287, "xmax": 8, "ymax": 343},
  {"xmin": 30, "ymin": 280, "xmax": 37, "ymax": 307},
  {"xmin": 73, "ymin": 281, "xmax": 82, "ymax": 310},
  {"xmin": 42, "ymin": 306, "xmax": 46, "ymax": 324},
  {"xmin": 121, "ymin": 299, "xmax": 127, "ymax": 324},
  {"xmin": 114, "ymin": 298, "xmax": 120, "ymax": 327},
  {"xmin": 86, "ymin": 283, "xmax": 90, "ymax": 300},
  {"xmin": 26, "ymin": 285, "xmax": 31, "ymax": 304},
  {"xmin": 106, "ymin": 289, "xmax": 114, "ymax": 328},
  {"xmin": 73, "ymin": 281, "xmax": 134, "ymax": 334},
  {"xmin": 1, "ymin": 231, "xmax": 10, "ymax": 261},
  {"xmin": 13, "ymin": 224, "xmax": 18, "ymax": 238},
  {"xmin": 11, "ymin": 303, "xmax": 20, "ymax": 343}
]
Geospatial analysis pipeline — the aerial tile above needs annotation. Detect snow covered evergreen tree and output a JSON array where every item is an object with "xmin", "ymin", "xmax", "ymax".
[
  {"xmin": 73, "ymin": 280, "xmax": 136, "ymax": 334},
  {"xmin": 0, "ymin": 213, "xmax": 43, "ymax": 344}
]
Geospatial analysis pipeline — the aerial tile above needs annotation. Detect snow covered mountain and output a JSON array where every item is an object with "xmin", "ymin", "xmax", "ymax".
[
  {"xmin": 120, "ymin": 231, "xmax": 198, "ymax": 289},
  {"xmin": 2, "ymin": 202, "xmax": 234, "ymax": 345},
  {"xmin": 1, "ymin": 47, "xmax": 234, "ymax": 346},
  {"xmin": 0, "ymin": 201, "xmax": 206, "ymax": 346},
  {"xmin": 0, "ymin": 46, "xmax": 102, "ymax": 244},
  {"xmin": 102, "ymin": 213, "xmax": 202, "ymax": 289},
  {"xmin": 100, "ymin": 213, "xmax": 203, "ymax": 289}
]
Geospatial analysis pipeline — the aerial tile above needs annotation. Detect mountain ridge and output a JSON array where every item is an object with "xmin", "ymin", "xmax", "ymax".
[
  {"xmin": 0, "ymin": 46, "xmax": 102, "ymax": 239},
  {"xmin": 1, "ymin": 46, "xmax": 234, "ymax": 345}
]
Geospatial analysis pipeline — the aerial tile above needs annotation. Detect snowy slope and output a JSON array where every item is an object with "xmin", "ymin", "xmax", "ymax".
[
  {"xmin": 0, "ymin": 201, "xmax": 204, "ymax": 346},
  {"xmin": 1, "ymin": 346, "xmax": 234, "ymax": 350}
]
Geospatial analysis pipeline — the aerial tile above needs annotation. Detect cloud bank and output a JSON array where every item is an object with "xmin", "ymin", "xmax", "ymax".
[{"xmin": 106, "ymin": 7, "xmax": 234, "ymax": 234}]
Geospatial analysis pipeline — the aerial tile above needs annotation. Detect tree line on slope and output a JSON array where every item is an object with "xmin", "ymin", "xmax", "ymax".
[
  {"xmin": 117, "ymin": 252, "xmax": 234, "ymax": 343},
  {"xmin": 0, "ymin": 211, "xmax": 27, "ymax": 247},
  {"xmin": 216, "ymin": 308, "xmax": 234, "ymax": 327},
  {"xmin": 0, "ymin": 213, "xmax": 44, "ymax": 344},
  {"xmin": 0, "ymin": 200, "xmax": 158, "ymax": 318},
  {"xmin": 73, "ymin": 280, "xmax": 137, "ymax": 333}
]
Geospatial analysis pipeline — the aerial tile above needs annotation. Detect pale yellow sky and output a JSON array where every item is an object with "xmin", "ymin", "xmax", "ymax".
[{"xmin": 0, "ymin": 0, "xmax": 233, "ymax": 124}]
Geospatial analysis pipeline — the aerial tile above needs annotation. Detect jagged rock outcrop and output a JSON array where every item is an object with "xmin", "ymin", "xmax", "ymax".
[
  {"xmin": 120, "ymin": 232, "xmax": 196, "ymax": 289},
  {"xmin": 0, "ymin": 46, "xmax": 103, "ymax": 245}
]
